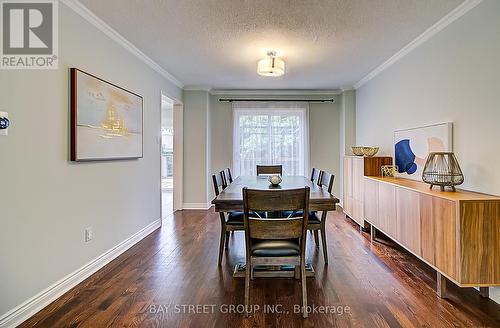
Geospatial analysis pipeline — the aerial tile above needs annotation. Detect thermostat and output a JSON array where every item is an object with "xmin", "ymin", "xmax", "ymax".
[{"xmin": 0, "ymin": 112, "xmax": 9, "ymax": 136}]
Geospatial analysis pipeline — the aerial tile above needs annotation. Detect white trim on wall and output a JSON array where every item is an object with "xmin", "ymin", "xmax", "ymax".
[
  {"xmin": 182, "ymin": 203, "xmax": 212, "ymax": 210},
  {"xmin": 0, "ymin": 219, "xmax": 161, "ymax": 328},
  {"xmin": 60, "ymin": 0, "xmax": 184, "ymax": 88},
  {"xmin": 210, "ymin": 89, "xmax": 342, "ymax": 96},
  {"xmin": 353, "ymin": 0, "xmax": 483, "ymax": 89}
]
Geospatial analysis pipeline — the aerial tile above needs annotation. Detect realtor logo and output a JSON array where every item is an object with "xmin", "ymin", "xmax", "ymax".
[{"xmin": 1, "ymin": 0, "xmax": 58, "ymax": 69}]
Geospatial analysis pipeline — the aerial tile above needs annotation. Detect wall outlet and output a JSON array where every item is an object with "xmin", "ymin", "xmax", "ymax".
[{"xmin": 85, "ymin": 227, "xmax": 93, "ymax": 242}]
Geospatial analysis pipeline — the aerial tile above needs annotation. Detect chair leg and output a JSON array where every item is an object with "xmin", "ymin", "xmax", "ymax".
[
  {"xmin": 294, "ymin": 265, "xmax": 300, "ymax": 279},
  {"xmin": 321, "ymin": 227, "xmax": 328, "ymax": 265},
  {"xmin": 245, "ymin": 260, "xmax": 251, "ymax": 317},
  {"xmin": 300, "ymin": 257, "xmax": 308, "ymax": 318},
  {"xmin": 225, "ymin": 231, "xmax": 230, "ymax": 249},
  {"xmin": 313, "ymin": 230, "xmax": 320, "ymax": 248},
  {"xmin": 218, "ymin": 227, "xmax": 225, "ymax": 265}
]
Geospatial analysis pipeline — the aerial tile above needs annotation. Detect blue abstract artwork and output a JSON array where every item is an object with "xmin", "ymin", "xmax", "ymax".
[
  {"xmin": 395, "ymin": 139, "xmax": 417, "ymax": 174},
  {"xmin": 394, "ymin": 123, "xmax": 453, "ymax": 180}
]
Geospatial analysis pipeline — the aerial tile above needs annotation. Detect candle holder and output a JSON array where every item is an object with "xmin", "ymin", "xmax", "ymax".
[{"xmin": 422, "ymin": 152, "xmax": 464, "ymax": 191}]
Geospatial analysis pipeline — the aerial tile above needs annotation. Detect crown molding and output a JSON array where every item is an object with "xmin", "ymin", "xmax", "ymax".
[
  {"xmin": 354, "ymin": 0, "xmax": 483, "ymax": 90},
  {"xmin": 183, "ymin": 86, "xmax": 212, "ymax": 92},
  {"xmin": 209, "ymin": 89, "xmax": 342, "ymax": 96},
  {"xmin": 60, "ymin": 0, "xmax": 184, "ymax": 88}
]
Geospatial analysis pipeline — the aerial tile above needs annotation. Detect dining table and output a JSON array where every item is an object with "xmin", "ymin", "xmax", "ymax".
[{"xmin": 212, "ymin": 175, "xmax": 340, "ymax": 278}]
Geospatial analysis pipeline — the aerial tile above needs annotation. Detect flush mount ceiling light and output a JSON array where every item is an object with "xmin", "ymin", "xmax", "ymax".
[{"xmin": 257, "ymin": 51, "xmax": 285, "ymax": 77}]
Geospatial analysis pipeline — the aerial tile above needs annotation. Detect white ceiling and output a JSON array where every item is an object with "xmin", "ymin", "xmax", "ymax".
[{"xmin": 79, "ymin": 0, "xmax": 464, "ymax": 90}]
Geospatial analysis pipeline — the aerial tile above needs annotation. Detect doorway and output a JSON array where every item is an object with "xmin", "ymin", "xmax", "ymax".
[
  {"xmin": 161, "ymin": 95, "xmax": 174, "ymax": 218},
  {"xmin": 161, "ymin": 92, "xmax": 183, "ymax": 219}
]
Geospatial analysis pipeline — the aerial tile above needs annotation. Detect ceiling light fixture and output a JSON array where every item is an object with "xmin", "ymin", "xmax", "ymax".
[{"xmin": 257, "ymin": 51, "xmax": 285, "ymax": 77}]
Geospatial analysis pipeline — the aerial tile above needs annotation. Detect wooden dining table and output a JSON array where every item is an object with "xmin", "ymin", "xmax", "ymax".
[
  {"xmin": 212, "ymin": 175, "xmax": 340, "ymax": 278},
  {"xmin": 212, "ymin": 175, "xmax": 339, "ymax": 213}
]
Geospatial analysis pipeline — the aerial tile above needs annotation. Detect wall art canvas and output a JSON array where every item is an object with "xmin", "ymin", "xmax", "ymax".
[
  {"xmin": 70, "ymin": 68, "xmax": 143, "ymax": 161},
  {"xmin": 394, "ymin": 122, "xmax": 452, "ymax": 180}
]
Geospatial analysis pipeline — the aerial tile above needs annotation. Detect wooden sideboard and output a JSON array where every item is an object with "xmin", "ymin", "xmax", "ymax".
[
  {"xmin": 343, "ymin": 156, "xmax": 392, "ymax": 230},
  {"xmin": 364, "ymin": 176, "xmax": 500, "ymax": 297}
]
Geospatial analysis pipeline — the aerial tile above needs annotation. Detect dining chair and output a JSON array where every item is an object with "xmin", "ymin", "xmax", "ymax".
[
  {"xmin": 310, "ymin": 167, "xmax": 322, "ymax": 183},
  {"xmin": 282, "ymin": 167, "xmax": 321, "ymax": 223},
  {"xmin": 256, "ymin": 165, "xmax": 283, "ymax": 176},
  {"xmin": 308, "ymin": 171, "xmax": 335, "ymax": 264},
  {"xmin": 221, "ymin": 168, "xmax": 233, "ymax": 188},
  {"xmin": 243, "ymin": 187, "xmax": 310, "ymax": 318},
  {"xmin": 212, "ymin": 172, "xmax": 244, "ymax": 265}
]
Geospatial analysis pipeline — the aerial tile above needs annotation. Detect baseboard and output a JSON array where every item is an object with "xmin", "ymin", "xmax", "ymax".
[
  {"xmin": 182, "ymin": 202, "xmax": 212, "ymax": 210},
  {"xmin": 0, "ymin": 218, "xmax": 162, "ymax": 328}
]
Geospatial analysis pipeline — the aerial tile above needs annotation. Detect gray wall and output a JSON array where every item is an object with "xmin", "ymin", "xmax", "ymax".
[
  {"xmin": 0, "ymin": 3, "xmax": 181, "ymax": 315},
  {"xmin": 209, "ymin": 94, "xmax": 342, "ymax": 198},
  {"xmin": 355, "ymin": 0, "xmax": 500, "ymax": 303},
  {"xmin": 182, "ymin": 90, "xmax": 210, "ymax": 206}
]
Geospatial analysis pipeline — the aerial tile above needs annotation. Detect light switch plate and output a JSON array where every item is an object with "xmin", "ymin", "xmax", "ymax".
[{"xmin": 0, "ymin": 111, "xmax": 8, "ymax": 136}]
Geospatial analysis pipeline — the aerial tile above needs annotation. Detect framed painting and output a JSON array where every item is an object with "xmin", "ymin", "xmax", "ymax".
[
  {"xmin": 70, "ymin": 68, "xmax": 143, "ymax": 161},
  {"xmin": 394, "ymin": 122, "xmax": 453, "ymax": 181}
]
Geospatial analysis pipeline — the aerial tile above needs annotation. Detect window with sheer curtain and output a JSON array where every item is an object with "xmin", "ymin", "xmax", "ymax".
[{"xmin": 232, "ymin": 102, "xmax": 309, "ymax": 177}]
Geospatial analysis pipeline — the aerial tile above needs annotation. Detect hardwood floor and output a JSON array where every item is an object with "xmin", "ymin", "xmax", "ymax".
[{"xmin": 20, "ymin": 209, "xmax": 500, "ymax": 327}]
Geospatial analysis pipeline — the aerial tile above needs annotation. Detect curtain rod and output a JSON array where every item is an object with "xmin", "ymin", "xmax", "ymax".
[{"xmin": 218, "ymin": 98, "xmax": 335, "ymax": 103}]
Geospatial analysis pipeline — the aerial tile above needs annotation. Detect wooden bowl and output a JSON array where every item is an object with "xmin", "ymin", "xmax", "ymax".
[
  {"xmin": 351, "ymin": 146, "xmax": 364, "ymax": 156},
  {"xmin": 363, "ymin": 147, "xmax": 379, "ymax": 157}
]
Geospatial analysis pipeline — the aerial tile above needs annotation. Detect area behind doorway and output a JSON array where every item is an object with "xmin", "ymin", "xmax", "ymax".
[{"xmin": 161, "ymin": 95, "xmax": 174, "ymax": 218}]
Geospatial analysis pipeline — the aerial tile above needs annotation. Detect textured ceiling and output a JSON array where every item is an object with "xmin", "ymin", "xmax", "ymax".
[{"xmin": 79, "ymin": 0, "xmax": 464, "ymax": 90}]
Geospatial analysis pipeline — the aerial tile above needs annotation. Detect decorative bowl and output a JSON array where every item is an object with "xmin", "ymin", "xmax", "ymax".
[
  {"xmin": 363, "ymin": 147, "xmax": 379, "ymax": 157},
  {"xmin": 351, "ymin": 146, "xmax": 364, "ymax": 156},
  {"xmin": 268, "ymin": 175, "xmax": 282, "ymax": 186}
]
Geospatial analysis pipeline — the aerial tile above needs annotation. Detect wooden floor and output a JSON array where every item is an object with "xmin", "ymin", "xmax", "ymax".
[{"xmin": 21, "ymin": 208, "xmax": 500, "ymax": 327}]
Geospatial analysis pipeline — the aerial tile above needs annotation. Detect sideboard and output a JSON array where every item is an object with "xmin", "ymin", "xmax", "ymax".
[{"xmin": 364, "ymin": 176, "xmax": 500, "ymax": 298}]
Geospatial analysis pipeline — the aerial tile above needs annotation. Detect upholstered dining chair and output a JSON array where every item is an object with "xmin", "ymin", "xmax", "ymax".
[
  {"xmin": 310, "ymin": 167, "xmax": 322, "ymax": 183},
  {"xmin": 221, "ymin": 168, "xmax": 233, "ymax": 187},
  {"xmin": 308, "ymin": 171, "xmax": 335, "ymax": 264},
  {"xmin": 242, "ymin": 187, "xmax": 310, "ymax": 318},
  {"xmin": 256, "ymin": 165, "xmax": 282, "ymax": 176},
  {"xmin": 212, "ymin": 172, "xmax": 244, "ymax": 265}
]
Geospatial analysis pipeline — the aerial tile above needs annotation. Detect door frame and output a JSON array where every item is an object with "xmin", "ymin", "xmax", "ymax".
[{"xmin": 160, "ymin": 91, "xmax": 183, "ymax": 218}]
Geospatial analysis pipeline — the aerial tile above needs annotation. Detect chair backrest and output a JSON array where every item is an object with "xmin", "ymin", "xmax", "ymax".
[
  {"xmin": 212, "ymin": 172, "xmax": 226, "ymax": 196},
  {"xmin": 310, "ymin": 167, "xmax": 321, "ymax": 184},
  {"xmin": 256, "ymin": 165, "xmax": 283, "ymax": 176},
  {"xmin": 222, "ymin": 168, "xmax": 233, "ymax": 186},
  {"xmin": 318, "ymin": 171, "xmax": 335, "ymax": 193},
  {"xmin": 243, "ymin": 187, "xmax": 309, "ymax": 241}
]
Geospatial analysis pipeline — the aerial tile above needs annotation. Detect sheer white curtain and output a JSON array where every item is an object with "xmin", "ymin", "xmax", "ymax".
[{"xmin": 232, "ymin": 101, "xmax": 309, "ymax": 177}]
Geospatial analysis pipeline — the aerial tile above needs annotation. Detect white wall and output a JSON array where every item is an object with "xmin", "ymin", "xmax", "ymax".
[
  {"xmin": 0, "ymin": 3, "xmax": 181, "ymax": 317},
  {"xmin": 355, "ymin": 0, "xmax": 500, "ymax": 303}
]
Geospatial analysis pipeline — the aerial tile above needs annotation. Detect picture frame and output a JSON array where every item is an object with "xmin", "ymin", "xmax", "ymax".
[
  {"xmin": 70, "ymin": 68, "xmax": 144, "ymax": 161},
  {"xmin": 394, "ymin": 122, "xmax": 453, "ymax": 181}
]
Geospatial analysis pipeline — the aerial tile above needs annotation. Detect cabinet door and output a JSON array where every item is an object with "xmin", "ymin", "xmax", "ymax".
[
  {"xmin": 378, "ymin": 183, "xmax": 397, "ymax": 237},
  {"xmin": 352, "ymin": 158, "xmax": 364, "ymax": 202},
  {"xmin": 364, "ymin": 178, "xmax": 379, "ymax": 226},
  {"xmin": 433, "ymin": 197, "xmax": 457, "ymax": 280},
  {"xmin": 420, "ymin": 194, "xmax": 435, "ymax": 265},
  {"xmin": 396, "ymin": 188, "xmax": 421, "ymax": 256},
  {"xmin": 343, "ymin": 158, "xmax": 353, "ymax": 216}
]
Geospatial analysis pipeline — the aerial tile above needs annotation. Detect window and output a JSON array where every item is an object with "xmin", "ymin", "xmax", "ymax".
[{"xmin": 233, "ymin": 102, "xmax": 309, "ymax": 177}]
